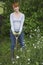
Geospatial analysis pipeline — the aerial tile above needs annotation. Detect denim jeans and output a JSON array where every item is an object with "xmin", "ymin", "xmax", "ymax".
[
  {"xmin": 10, "ymin": 30, "xmax": 25, "ymax": 59},
  {"xmin": 10, "ymin": 30, "xmax": 25, "ymax": 51}
]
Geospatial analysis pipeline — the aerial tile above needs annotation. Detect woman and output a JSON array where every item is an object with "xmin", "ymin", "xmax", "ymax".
[{"xmin": 10, "ymin": 2, "xmax": 25, "ymax": 61}]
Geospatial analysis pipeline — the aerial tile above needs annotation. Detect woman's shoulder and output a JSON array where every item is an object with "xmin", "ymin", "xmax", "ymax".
[
  {"xmin": 20, "ymin": 12, "xmax": 25, "ymax": 18},
  {"xmin": 10, "ymin": 12, "xmax": 14, "ymax": 17},
  {"xmin": 20, "ymin": 12, "xmax": 25, "ymax": 16}
]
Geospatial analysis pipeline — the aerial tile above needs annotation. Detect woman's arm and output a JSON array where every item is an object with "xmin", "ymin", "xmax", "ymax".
[
  {"xmin": 10, "ymin": 14, "xmax": 19, "ymax": 35},
  {"xmin": 19, "ymin": 14, "xmax": 25, "ymax": 34},
  {"xmin": 10, "ymin": 14, "xmax": 14, "ymax": 33}
]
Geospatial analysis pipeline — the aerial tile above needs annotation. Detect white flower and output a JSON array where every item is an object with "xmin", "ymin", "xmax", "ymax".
[
  {"xmin": 41, "ymin": 36, "xmax": 43, "ymax": 38},
  {"xmin": 34, "ymin": 29, "xmax": 37, "ymax": 31},
  {"xmin": 12, "ymin": 61, "xmax": 15, "ymax": 64},
  {"xmin": 34, "ymin": 46, "xmax": 36, "ymax": 48},
  {"xmin": 33, "ymin": 44, "xmax": 35, "ymax": 46},
  {"xmin": 37, "ymin": 41, "xmax": 40, "ymax": 44},
  {"xmin": 30, "ymin": 35, "xmax": 32, "ymax": 38},
  {"xmin": 41, "ymin": 62, "xmax": 43, "ymax": 64},
  {"xmin": 28, "ymin": 58, "xmax": 30, "ymax": 61},
  {"xmin": 16, "ymin": 55, "xmax": 20, "ymax": 59},
  {"xmin": 28, "ymin": 62, "xmax": 30, "ymax": 64}
]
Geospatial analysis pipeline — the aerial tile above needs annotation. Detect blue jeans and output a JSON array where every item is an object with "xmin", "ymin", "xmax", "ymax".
[{"xmin": 10, "ymin": 30, "xmax": 25, "ymax": 51}]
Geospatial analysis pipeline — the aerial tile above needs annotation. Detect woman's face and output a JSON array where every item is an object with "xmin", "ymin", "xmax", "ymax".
[{"xmin": 13, "ymin": 6, "xmax": 19, "ymax": 12}]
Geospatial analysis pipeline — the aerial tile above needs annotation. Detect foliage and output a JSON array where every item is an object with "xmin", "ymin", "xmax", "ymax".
[
  {"xmin": 0, "ymin": 0, "xmax": 43, "ymax": 65},
  {"xmin": 1, "ymin": 0, "xmax": 43, "ymax": 36}
]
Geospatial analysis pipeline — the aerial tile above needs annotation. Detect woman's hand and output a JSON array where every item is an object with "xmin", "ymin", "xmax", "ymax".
[
  {"xmin": 13, "ymin": 32, "xmax": 21, "ymax": 35},
  {"xmin": 13, "ymin": 32, "xmax": 16, "ymax": 35}
]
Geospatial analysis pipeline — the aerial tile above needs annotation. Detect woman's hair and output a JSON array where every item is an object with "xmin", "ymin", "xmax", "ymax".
[{"xmin": 12, "ymin": 2, "xmax": 20, "ymax": 8}]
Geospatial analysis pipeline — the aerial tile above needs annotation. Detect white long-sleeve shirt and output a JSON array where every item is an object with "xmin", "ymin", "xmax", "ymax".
[{"xmin": 10, "ymin": 12, "xmax": 25, "ymax": 33}]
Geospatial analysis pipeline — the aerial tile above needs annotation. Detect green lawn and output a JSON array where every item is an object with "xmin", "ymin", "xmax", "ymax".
[
  {"xmin": 0, "ymin": 38, "xmax": 30, "ymax": 65},
  {"xmin": 0, "ymin": 35, "xmax": 43, "ymax": 65}
]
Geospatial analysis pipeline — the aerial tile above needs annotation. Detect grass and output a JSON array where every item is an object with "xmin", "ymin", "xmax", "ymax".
[
  {"xmin": 0, "ymin": 37, "xmax": 30, "ymax": 65},
  {"xmin": 0, "ymin": 35, "xmax": 43, "ymax": 65}
]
